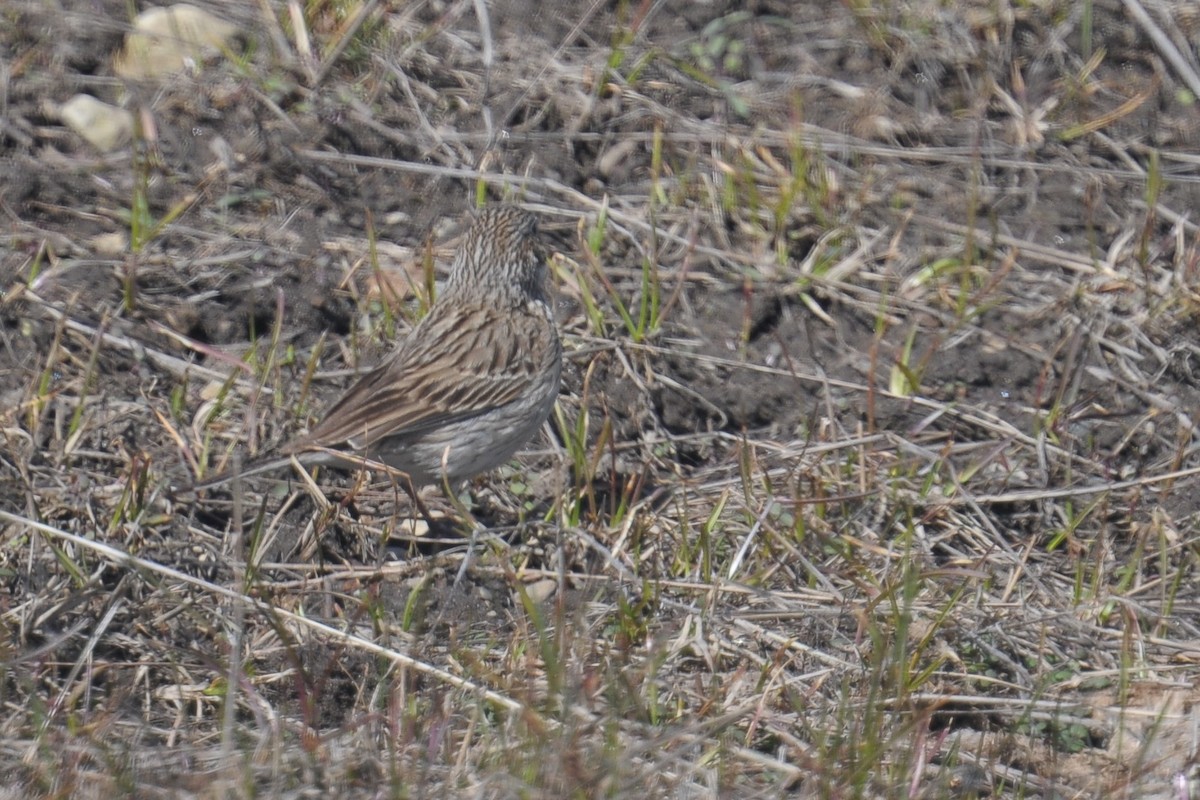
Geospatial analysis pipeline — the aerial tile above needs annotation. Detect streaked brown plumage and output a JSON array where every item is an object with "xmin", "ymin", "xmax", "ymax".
[{"xmin": 199, "ymin": 205, "xmax": 561, "ymax": 489}]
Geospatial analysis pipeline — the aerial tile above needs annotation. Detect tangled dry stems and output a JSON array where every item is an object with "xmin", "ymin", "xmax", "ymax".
[{"xmin": 3, "ymin": 0, "xmax": 1200, "ymax": 797}]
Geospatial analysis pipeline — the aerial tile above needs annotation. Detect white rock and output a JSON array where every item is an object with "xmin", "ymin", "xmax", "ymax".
[
  {"xmin": 114, "ymin": 3, "xmax": 240, "ymax": 80},
  {"xmin": 523, "ymin": 578, "xmax": 558, "ymax": 604},
  {"xmin": 90, "ymin": 231, "xmax": 129, "ymax": 255},
  {"xmin": 58, "ymin": 94, "xmax": 134, "ymax": 152}
]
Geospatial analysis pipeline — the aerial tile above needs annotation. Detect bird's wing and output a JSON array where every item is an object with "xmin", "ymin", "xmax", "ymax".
[{"xmin": 288, "ymin": 301, "xmax": 557, "ymax": 453}]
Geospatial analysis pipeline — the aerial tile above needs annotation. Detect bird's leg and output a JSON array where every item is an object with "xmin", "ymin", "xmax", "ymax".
[{"xmin": 401, "ymin": 475, "xmax": 439, "ymax": 530}]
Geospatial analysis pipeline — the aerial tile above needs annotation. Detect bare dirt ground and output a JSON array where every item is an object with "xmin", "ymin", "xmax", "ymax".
[{"xmin": 3, "ymin": 0, "xmax": 1200, "ymax": 797}]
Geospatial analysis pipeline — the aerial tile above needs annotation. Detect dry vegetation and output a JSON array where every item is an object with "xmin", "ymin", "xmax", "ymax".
[{"xmin": 3, "ymin": 0, "xmax": 1200, "ymax": 797}]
